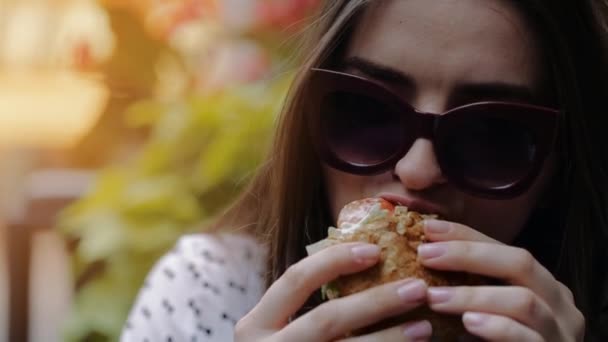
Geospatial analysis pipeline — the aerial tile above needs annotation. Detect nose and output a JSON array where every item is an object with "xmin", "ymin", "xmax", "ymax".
[{"xmin": 393, "ymin": 138, "xmax": 447, "ymax": 191}]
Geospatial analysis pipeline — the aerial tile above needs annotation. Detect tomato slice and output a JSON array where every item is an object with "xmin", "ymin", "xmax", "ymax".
[{"xmin": 336, "ymin": 198, "xmax": 394, "ymax": 228}]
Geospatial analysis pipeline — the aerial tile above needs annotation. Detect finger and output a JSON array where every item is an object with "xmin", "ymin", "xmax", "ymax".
[
  {"xmin": 556, "ymin": 282, "xmax": 586, "ymax": 337},
  {"xmin": 245, "ymin": 243, "xmax": 381, "ymax": 329},
  {"xmin": 279, "ymin": 278, "xmax": 428, "ymax": 340},
  {"xmin": 462, "ymin": 312, "xmax": 544, "ymax": 342},
  {"xmin": 428, "ymin": 286, "xmax": 558, "ymax": 338},
  {"xmin": 423, "ymin": 219, "xmax": 501, "ymax": 244},
  {"xmin": 418, "ymin": 241, "xmax": 559, "ymax": 301},
  {"xmin": 337, "ymin": 320, "xmax": 432, "ymax": 342}
]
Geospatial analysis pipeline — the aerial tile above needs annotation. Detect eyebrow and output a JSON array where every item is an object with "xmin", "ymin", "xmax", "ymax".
[
  {"xmin": 342, "ymin": 56, "xmax": 414, "ymax": 87},
  {"xmin": 342, "ymin": 56, "xmax": 541, "ymax": 105}
]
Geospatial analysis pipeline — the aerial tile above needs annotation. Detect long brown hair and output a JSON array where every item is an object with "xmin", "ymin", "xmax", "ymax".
[{"xmin": 212, "ymin": 0, "xmax": 608, "ymax": 339}]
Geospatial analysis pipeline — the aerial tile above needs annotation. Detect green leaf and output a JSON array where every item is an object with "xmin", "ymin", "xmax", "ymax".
[{"xmin": 59, "ymin": 71, "xmax": 293, "ymax": 340}]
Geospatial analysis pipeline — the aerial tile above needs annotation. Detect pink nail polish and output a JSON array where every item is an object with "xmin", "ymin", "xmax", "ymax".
[
  {"xmin": 428, "ymin": 287, "xmax": 453, "ymax": 304},
  {"xmin": 418, "ymin": 243, "xmax": 447, "ymax": 259},
  {"xmin": 463, "ymin": 312, "xmax": 488, "ymax": 327},
  {"xmin": 397, "ymin": 279, "xmax": 426, "ymax": 302},
  {"xmin": 351, "ymin": 244, "xmax": 380, "ymax": 263},
  {"xmin": 403, "ymin": 320, "xmax": 432, "ymax": 339}
]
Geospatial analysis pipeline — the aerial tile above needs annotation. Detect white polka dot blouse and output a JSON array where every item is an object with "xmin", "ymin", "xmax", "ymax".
[{"xmin": 120, "ymin": 233, "xmax": 267, "ymax": 342}]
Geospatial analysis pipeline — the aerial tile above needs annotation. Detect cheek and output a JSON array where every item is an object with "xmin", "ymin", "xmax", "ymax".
[
  {"xmin": 323, "ymin": 167, "xmax": 360, "ymax": 224},
  {"xmin": 322, "ymin": 167, "xmax": 388, "ymax": 224}
]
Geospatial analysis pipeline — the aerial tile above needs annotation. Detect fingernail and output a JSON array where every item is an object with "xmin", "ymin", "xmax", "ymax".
[
  {"xmin": 424, "ymin": 220, "xmax": 450, "ymax": 234},
  {"xmin": 351, "ymin": 244, "xmax": 380, "ymax": 263},
  {"xmin": 463, "ymin": 312, "xmax": 489, "ymax": 327},
  {"xmin": 403, "ymin": 320, "xmax": 432, "ymax": 339},
  {"xmin": 418, "ymin": 243, "xmax": 447, "ymax": 260},
  {"xmin": 428, "ymin": 287, "xmax": 453, "ymax": 304},
  {"xmin": 397, "ymin": 279, "xmax": 426, "ymax": 302}
]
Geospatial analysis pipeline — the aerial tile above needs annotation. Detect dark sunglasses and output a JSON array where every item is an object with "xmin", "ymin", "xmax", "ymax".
[{"xmin": 306, "ymin": 68, "xmax": 560, "ymax": 199}]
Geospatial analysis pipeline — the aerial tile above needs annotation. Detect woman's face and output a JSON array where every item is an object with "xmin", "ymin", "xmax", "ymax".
[{"xmin": 323, "ymin": 0, "xmax": 555, "ymax": 243}]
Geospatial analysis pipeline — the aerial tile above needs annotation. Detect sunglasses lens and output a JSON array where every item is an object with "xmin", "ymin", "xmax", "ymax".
[
  {"xmin": 321, "ymin": 91, "xmax": 404, "ymax": 165},
  {"xmin": 441, "ymin": 116, "xmax": 537, "ymax": 188}
]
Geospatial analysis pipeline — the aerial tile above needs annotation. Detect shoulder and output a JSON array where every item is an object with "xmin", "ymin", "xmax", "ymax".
[
  {"xmin": 121, "ymin": 233, "xmax": 267, "ymax": 342},
  {"xmin": 162, "ymin": 233, "xmax": 267, "ymax": 296},
  {"xmin": 172, "ymin": 233, "xmax": 267, "ymax": 270}
]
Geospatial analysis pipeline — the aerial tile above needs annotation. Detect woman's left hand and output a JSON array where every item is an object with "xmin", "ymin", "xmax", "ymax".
[{"xmin": 419, "ymin": 219, "xmax": 585, "ymax": 341}]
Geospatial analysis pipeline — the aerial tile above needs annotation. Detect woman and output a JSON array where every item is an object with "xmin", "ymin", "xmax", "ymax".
[{"xmin": 122, "ymin": 0, "xmax": 608, "ymax": 340}]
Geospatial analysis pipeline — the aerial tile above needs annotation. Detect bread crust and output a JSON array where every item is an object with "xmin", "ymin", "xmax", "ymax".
[{"xmin": 311, "ymin": 198, "xmax": 488, "ymax": 341}]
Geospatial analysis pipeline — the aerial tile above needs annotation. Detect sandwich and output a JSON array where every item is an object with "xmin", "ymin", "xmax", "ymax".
[{"xmin": 306, "ymin": 197, "xmax": 488, "ymax": 341}]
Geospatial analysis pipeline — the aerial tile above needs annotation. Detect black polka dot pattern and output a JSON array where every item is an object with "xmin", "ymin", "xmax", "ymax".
[
  {"xmin": 197, "ymin": 323, "xmax": 213, "ymax": 336},
  {"xmin": 162, "ymin": 299, "xmax": 175, "ymax": 314},
  {"xmin": 141, "ymin": 307, "xmax": 151, "ymax": 319},
  {"xmin": 163, "ymin": 268, "xmax": 175, "ymax": 280},
  {"xmin": 119, "ymin": 234, "xmax": 267, "ymax": 342}
]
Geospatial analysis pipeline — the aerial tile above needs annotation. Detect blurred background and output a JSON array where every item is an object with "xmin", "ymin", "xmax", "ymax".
[{"xmin": 0, "ymin": 0, "xmax": 319, "ymax": 341}]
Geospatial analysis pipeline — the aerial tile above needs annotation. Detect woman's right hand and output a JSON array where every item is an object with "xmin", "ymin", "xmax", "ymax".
[{"xmin": 235, "ymin": 243, "xmax": 432, "ymax": 341}]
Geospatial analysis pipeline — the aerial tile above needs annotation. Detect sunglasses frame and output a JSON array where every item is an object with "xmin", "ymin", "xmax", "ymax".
[{"xmin": 306, "ymin": 68, "xmax": 560, "ymax": 199}]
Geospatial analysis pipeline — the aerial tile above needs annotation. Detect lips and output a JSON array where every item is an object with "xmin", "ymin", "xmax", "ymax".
[{"xmin": 377, "ymin": 192, "xmax": 448, "ymax": 218}]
